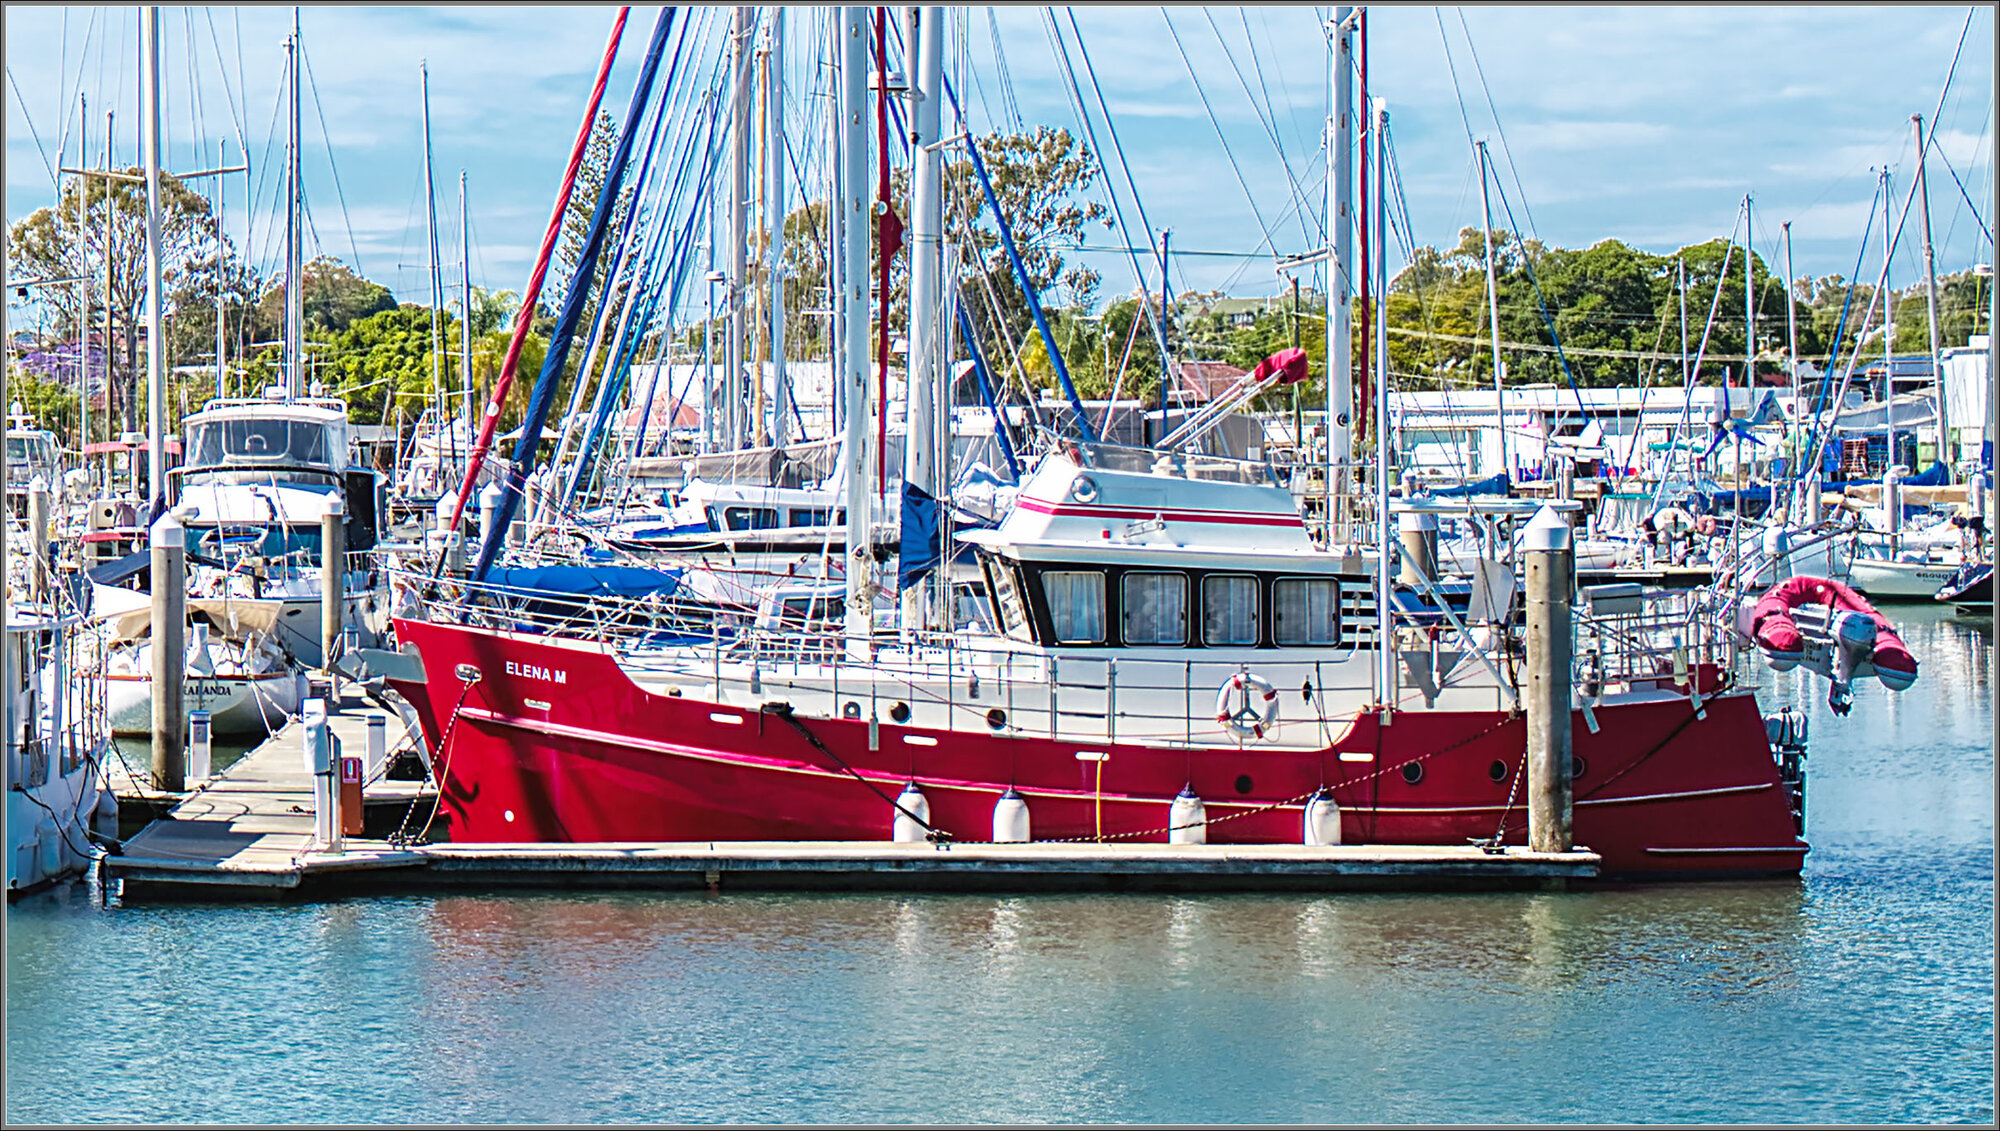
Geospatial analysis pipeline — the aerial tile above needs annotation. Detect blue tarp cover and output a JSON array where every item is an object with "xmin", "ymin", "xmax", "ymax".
[
  {"xmin": 1430, "ymin": 472, "xmax": 1510, "ymax": 497},
  {"xmin": 898, "ymin": 482, "xmax": 942, "ymax": 592},
  {"xmin": 482, "ymin": 564, "xmax": 683, "ymax": 599}
]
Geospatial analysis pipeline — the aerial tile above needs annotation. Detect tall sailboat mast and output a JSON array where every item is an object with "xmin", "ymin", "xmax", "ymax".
[
  {"xmin": 140, "ymin": 5, "xmax": 167, "ymax": 505},
  {"xmin": 840, "ymin": 5, "xmax": 872, "ymax": 652},
  {"xmin": 284, "ymin": 12, "xmax": 304, "ymax": 400},
  {"xmin": 1912, "ymin": 113, "xmax": 1950, "ymax": 471},
  {"xmin": 422, "ymin": 62, "xmax": 445, "ymax": 433},
  {"xmin": 1326, "ymin": 6, "xmax": 1354, "ymax": 545},
  {"xmin": 901, "ymin": 5, "xmax": 943, "ymax": 636},
  {"xmin": 1477, "ymin": 140, "xmax": 1508, "ymax": 481},
  {"xmin": 460, "ymin": 170, "xmax": 473, "ymax": 437}
]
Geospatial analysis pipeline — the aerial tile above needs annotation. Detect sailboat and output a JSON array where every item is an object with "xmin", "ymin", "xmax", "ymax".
[
  {"xmin": 373, "ymin": 7, "xmax": 1822, "ymax": 880},
  {"xmin": 86, "ymin": 14, "xmax": 386, "ymax": 739}
]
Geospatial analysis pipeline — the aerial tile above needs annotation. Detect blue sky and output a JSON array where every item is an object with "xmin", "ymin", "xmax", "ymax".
[{"xmin": 6, "ymin": 5, "xmax": 1994, "ymax": 318}]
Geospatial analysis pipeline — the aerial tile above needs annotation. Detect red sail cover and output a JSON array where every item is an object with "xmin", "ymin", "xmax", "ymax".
[
  {"xmin": 1750, "ymin": 575, "xmax": 1918, "ymax": 684},
  {"xmin": 1251, "ymin": 347, "xmax": 1310, "ymax": 386}
]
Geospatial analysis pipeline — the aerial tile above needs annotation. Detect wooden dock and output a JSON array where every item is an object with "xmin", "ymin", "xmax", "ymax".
[
  {"xmin": 106, "ymin": 690, "xmax": 1600, "ymax": 900},
  {"xmin": 106, "ymin": 691, "xmax": 440, "ymax": 898}
]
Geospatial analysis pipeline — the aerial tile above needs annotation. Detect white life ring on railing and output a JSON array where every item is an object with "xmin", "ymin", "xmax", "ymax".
[
  {"xmin": 1215, "ymin": 671, "xmax": 1281, "ymax": 740},
  {"xmin": 1069, "ymin": 474, "xmax": 1099, "ymax": 503}
]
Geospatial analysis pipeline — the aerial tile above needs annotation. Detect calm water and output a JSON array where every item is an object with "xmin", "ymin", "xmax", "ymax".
[{"xmin": 8, "ymin": 607, "xmax": 1993, "ymax": 1124}]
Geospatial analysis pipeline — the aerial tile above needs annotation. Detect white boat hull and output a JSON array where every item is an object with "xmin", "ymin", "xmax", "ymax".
[{"xmin": 106, "ymin": 671, "xmax": 302, "ymax": 738}]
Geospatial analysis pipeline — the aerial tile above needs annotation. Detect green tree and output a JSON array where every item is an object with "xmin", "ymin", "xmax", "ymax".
[
  {"xmin": 252, "ymin": 255, "xmax": 397, "ymax": 339},
  {"xmin": 7, "ymin": 166, "xmax": 221, "ymax": 436}
]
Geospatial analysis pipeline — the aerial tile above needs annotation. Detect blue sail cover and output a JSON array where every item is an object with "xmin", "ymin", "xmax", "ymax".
[
  {"xmin": 483, "ymin": 564, "xmax": 683, "ymax": 600},
  {"xmin": 897, "ymin": 482, "xmax": 942, "ymax": 592},
  {"xmin": 1430, "ymin": 472, "xmax": 1510, "ymax": 497}
]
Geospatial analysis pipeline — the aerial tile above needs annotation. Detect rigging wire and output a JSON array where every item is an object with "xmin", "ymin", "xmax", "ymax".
[
  {"xmin": 1455, "ymin": 8, "xmax": 1539, "ymax": 248},
  {"xmin": 1159, "ymin": 8, "xmax": 1280, "ymax": 262},
  {"xmin": 299, "ymin": 41, "xmax": 366, "ymax": 276},
  {"xmin": 1197, "ymin": 7, "xmax": 1314, "ymax": 249},
  {"xmin": 8, "ymin": 67, "xmax": 62, "ymax": 190}
]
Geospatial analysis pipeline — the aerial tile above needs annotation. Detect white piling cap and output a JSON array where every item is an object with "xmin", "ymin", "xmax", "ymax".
[
  {"xmin": 1522, "ymin": 505, "xmax": 1571, "ymax": 552},
  {"xmin": 1397, "ymin": 509, "xmax": 1438, "ymax": 532},
  {"xmin": 27, "ymin": 475, "xmax": 47, "ymax": 493},
  {"xmin": 323, "ymin": 493, "xmax": 345, "ymax": 517},
  {"xmin": 150, "ymin": 511, "xmax": 185, "ymax": 549}
]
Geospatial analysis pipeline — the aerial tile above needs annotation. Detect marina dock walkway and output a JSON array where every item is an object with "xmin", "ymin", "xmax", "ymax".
[{"xmin": 105, "ymin": 691, "xmax": 1601, "ymax": 897}]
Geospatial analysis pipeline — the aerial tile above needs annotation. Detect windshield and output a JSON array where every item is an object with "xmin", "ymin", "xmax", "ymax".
[{"xmin": 186, "ymin": 418, "xmax": 337, "ymax": 470}]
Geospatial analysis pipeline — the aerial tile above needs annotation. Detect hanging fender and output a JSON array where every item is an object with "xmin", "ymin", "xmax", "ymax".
[{"xmin": 1215, "ymin": 671, "xmax": 1281, "ymax": 740}]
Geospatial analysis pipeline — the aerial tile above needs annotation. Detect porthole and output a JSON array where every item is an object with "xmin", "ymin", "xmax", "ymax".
[
  {"xmin": 1401, "ymin": 762, "xmax": 1425, "ymax": 785},
  {"xmin": 985, "ymin": 708, "xmax": 1007, "ymax": 730},
  {"xmin": 1572, "ymin": 755, "xmax": 1587, "ymax": 779},
  {"xmin": 889, "ymin": 701, "xmax": 911, "ymax": 723},
  {"xmin": 1233, "ymin": 774, "xmax": 1254, "ymax": 795},
  {"xmin": 842, "ymin": 701, "xmax": 862, "ymax": 720},
  {"xmin": 1488, "ymin": 759, "xmax": 1510, "ymax": 783}
]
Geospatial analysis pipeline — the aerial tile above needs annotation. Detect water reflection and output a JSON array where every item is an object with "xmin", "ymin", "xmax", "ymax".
[{"xmin": 7, "ymin": 610, "xmax": 1990, "ymax": 1124}]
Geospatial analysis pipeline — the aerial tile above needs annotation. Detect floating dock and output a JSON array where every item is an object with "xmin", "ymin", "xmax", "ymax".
[{"xmin": 106, "ymin": 693, "xmax": 1601, "ymax": 900}]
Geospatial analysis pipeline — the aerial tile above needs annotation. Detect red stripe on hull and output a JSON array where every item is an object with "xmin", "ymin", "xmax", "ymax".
[
  {"xmin": 389, "ymin": 619, "xmax": 1806, "ymax": 878},
  {"xmin": 1015, "ymin": 497, "xmax": 1305, "ymax": 528}
]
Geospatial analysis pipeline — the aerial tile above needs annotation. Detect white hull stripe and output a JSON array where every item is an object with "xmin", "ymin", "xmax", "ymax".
[{"xmin": 460, "ymin": 707, "xmax": 1771, "ymax": 815}]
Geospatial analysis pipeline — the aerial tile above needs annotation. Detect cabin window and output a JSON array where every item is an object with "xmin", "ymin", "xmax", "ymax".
[
  {"xmin": 1274, "ymin": 578, "xmax": 1340, "ymax": 646},
  {"xmin": 1121, "ymin": 571, "xmax": 1187, "ymax": 646},
  {"xmin": 1043, "ymin": 570, "xmax": 1106, "ymax": 644},
  {"xmin": 988, "ymin": 560, "xmax": 1034, "ymax": 642},
  {"xmin": 789, "ymin": 508, "xmax": 832, "ymax": 527},
  {"xmin": 1202, "ymin": 574, "xmax": 1260, "ymax": 646},
  {"xmin": 721, "ymin": 506, "xmax": 779, "ymax": 531}
]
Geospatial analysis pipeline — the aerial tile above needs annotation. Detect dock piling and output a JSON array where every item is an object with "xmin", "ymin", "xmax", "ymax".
[
  {"xmin": 321, "ymin": 494, "xmax": 345, "ymax": 684},
  {"xmin": 149, "ymin": 512, "xmax": 186, "ymax": 792},
  {"xmin": 27, "ymin": 476, "xmax": 51, "ymax": 602},
  {"xmin": 1524, "ymin": 505, "xmax": 1574, "ymax": 854}
]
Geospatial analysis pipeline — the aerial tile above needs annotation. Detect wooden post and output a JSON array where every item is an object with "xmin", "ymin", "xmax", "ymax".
[
  {"xmin": 149, "ymin": 511, "xmax": 186, "ymax": 792},
  {"xmin": 27, "ymin": 476, "xmax": 51, "ymax": 603},
  {"xmin": 1523, "ymin": 505, "xmax": 1573, "ymax": 853},
  {"xmin": 321, "ymin": 494, "xmax": 345, "ymax": 686}
]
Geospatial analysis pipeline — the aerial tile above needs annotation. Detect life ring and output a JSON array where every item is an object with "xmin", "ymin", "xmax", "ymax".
[
  {"xmin": 1653, "ymin": 506, "xmax": 1695, "ymax": 536},
  {"xmin": 1215, "ymin": 671, "xmax": 1281, "ymax": 740},
  {"xmin": 1070, "ymin": 475, "xmax": 1099, "ymax": 503}
]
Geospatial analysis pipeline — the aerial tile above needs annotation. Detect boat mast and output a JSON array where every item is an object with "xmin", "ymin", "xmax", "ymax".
[
  {"xmin": 1880, "ymin": 168, "xmax": 1896, "ymax": 482},
  {"xmin": 901, "ymin": 5, "xmax": 942, "ymax": 636},
  {"xmin": 1477, "ymin": 140, "xmax": 1508, "ymax": 482},
  {"xmin": 1913, "ymin": 113, "xmax": 1950, "ymax": 473},
  {"xmin": 729, "ymin": 6, "xmax": 754, "ymax": 453},
  {"xmin": 460, "ymin": 170, "xmax": 472, "ymax": 445},
  {"xmin": 140, "ymin": 5, "xmax": 167, "ymax": 507},
  {"xmin": 767, "ymin": 8, "xmax": 789, "ymax": 449},
  {"xmin": 1783, "ymin": 220, "xmax": 1801, "ymax": 520},
  {"xmin": 1372, "ymin": 98, "xmax": 1392, "ymax": 708},
  {"xmin": 76, "ymin": 93, "xmax": 90, "ymax": 446},
  {"xmin": 285, "ymin": 12, "xmax": 304, "ymax": 401},
  {"xmin": 422, "ymin": 62, "xmax": 445, "ymax": 435},
  {"xmin": 840, "ymin": 5, "xmax": 872, "ymax": 653},
  {"xmin": 1327, "ymin": 6, "xmax": 1353, "ymax": 545},
  {"xmin": 215, "ymin": 137, "xmax": 228, "ymax": 399}
]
